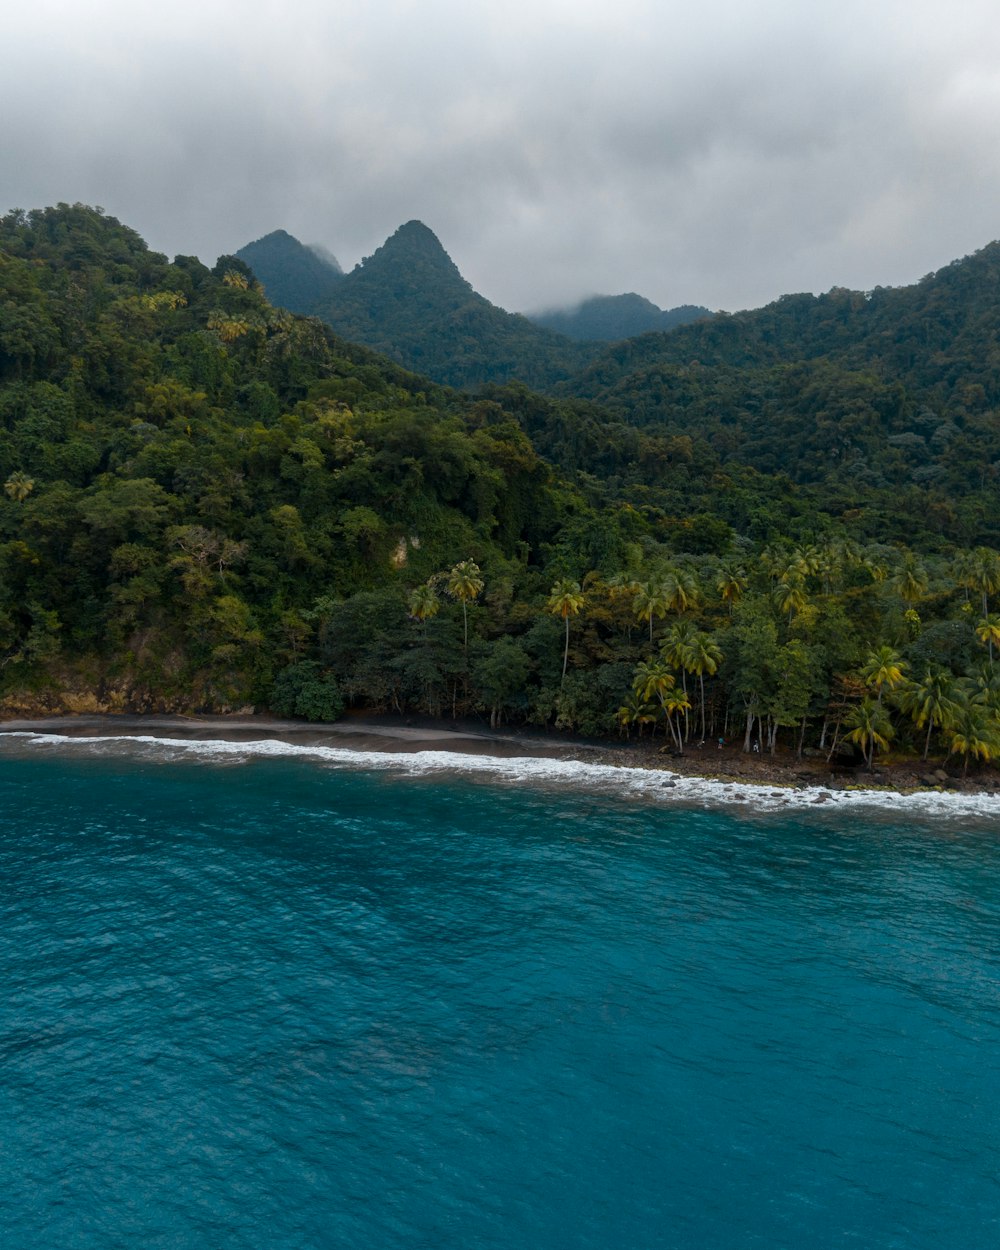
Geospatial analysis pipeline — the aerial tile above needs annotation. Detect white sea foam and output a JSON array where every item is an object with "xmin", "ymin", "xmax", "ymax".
[{"xmin": 3, "ymin": 730, "xmax": 999, "ymax": 824}]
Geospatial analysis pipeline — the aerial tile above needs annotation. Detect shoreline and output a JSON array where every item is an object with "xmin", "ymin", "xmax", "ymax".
[{"xmin": 1, "ymin": 712, "xmax": 997, "ymax": 816}]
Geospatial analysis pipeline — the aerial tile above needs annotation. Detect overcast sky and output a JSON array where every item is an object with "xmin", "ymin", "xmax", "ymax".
[{"xmin": 4, "ymin": 0, "xmax": 1000, "ymax": 313}]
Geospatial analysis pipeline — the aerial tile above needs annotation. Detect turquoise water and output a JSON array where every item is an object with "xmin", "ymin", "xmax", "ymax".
[{"xmin": 1, "ymin": 739, "xmax": 998, "ymax": 1249}]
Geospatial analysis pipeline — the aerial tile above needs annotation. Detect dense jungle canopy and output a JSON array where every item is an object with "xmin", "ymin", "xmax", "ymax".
[{"xmin": 3, "ymin": 203, "xmax": 1000, "ymax": 771}]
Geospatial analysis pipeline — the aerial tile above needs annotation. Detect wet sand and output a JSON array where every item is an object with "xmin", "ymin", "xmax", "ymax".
[{"xmin": 1, "ymin": 710, "xmax": 996, "ymax": 799}]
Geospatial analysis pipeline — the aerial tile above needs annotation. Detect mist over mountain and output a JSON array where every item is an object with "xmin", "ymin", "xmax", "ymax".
[
  {"xmin": 305, "ymin": 243, "xmax": 343, "ymax": 274},
  {"xmin": 529, "ymin": 293, "xmax": 711, "ymax": 341},
  {"xmin": 237, "ymin": 229, "xmax": 343, "ymax": 314}
]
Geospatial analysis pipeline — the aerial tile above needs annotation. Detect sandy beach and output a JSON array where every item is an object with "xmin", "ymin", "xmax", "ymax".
[{"xmin": 1, "ymin": 710, "xmax": 997, "ymax": 804}]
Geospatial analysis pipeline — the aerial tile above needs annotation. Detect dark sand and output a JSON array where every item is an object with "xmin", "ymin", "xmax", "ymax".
[{"xmin": 1, "ymin": 711, "xmax": 995, "ymax": 796}]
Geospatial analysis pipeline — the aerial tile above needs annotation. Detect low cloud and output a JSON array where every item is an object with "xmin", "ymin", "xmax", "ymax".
[{"xmin": 4, "ymin": 0, "xmax": 1000, "ymax": 311}]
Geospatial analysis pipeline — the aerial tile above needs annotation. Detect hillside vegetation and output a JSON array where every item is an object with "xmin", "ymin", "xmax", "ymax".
[
  {"xmin": 239, "ymin": 221, "xmax": 595, "ymax": 389},
  {"xmin": 4, "ymin": 203, "xmax": 1000, "ymax": 777}
]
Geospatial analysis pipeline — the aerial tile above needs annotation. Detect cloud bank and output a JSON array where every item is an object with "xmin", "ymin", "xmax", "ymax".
[{"xmin": 4, "ymin": 0, "xmax": 1000, "ymax": 312}]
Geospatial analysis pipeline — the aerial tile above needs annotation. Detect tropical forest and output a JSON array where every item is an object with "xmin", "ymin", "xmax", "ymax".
[{"xmin": 4, "ymin": 202, "xmax": 1000, "ymax": 778}]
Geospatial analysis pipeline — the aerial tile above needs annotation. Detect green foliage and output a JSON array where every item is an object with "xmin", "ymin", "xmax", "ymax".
[
  {"xmin": 271, "ymin": 661, "xmax": 344, "ymax": 722},
  {"xmin": 3, "ymin": 201, "xmax": 1000, "ymax": 773}
]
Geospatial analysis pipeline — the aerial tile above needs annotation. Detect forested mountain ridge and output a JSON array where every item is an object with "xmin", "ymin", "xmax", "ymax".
[
  {"xmin": 238, "ymin": 221, "xmax": 597, "ymax": 390},
  {"xmin": 530, "ymin": 293, "xmax": 711, "ymax": 341},
  {"xmin": 236, "ymin": 229, "xmax": 343, "ymax": 312},
  {"xmin": 5, "ymin": 202, "xmax": 1000, "ymax": 780},
  {"xmin": 556, "ymin": 243, "xmax": 1000, "ymax": 536}
]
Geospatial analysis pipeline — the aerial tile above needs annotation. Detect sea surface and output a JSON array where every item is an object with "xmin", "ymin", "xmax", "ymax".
[{"xmin": 1, "ymin": 734, "xmax": 998, "ymax": 1249}]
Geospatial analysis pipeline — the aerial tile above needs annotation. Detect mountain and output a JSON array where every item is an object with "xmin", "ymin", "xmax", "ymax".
[
  {"xmin": 239, "ymin": 221, "xmax": 597, "ymax": 390},
  {"xmin": 529, "ymin": 293, "xmax": 711, "ymax": 341},
  {"xmin": 547, "ymin": 244, "xmax": 1000, "ymax": 527},
  {"xmin": 236, "ymin": 229, "xmax": 343, "ymax": 313},
  {"xmin": 7, "ymin": 203, "xmax": 1000, "ymax": 765}
]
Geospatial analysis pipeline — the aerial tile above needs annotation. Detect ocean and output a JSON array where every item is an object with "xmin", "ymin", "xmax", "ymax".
[{"xmin": 1, "ymin": 732, "xmax": 998, "ymax": 1249}]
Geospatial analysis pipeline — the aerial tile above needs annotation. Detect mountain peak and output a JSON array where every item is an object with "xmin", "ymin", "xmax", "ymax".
[
  {"xmin": 235, "ymin": 229, "xmax": 343, "ymax": 313},
  {"xmin": 357, "ymin": 220, "xmax": 466, "ymax": 285}
]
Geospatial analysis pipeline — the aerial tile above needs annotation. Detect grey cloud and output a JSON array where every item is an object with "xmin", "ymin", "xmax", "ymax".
[{"xmin": 4, "ymin": 1, "xmax": 1000, "ymax": 313}]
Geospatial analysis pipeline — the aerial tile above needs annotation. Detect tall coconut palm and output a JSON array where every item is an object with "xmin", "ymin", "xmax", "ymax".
[
  {"xmin": 843, "ymin": 697, "xmax": 894, "ymax": 771},
  {"xmin": 975, "ymin": 614, "xmax": 1000, "ymax": 663},
  {"xmin": 408, "ymin": 582, "xmax": 440, "ymax": 624},
  {"xmin": 946, "ymin": 699, "xmax": 1000, "ymax": 778},
  {"xmin": 859, "ymin": 645, "xmax": 907, "ymax": 705},
  {"xmin": 895, "ymin": 667, "xmax": 961, "ymax": 761},
  {"xmin": 446, "ymin": 559, "xmax": 484, "ymax": 653},
  {"xmin": 632, "ymin": 659, "xmax": 688, "ymax": 751},
  {"xmin": 715, "ymin": 561, "xmax": 747, "ymax": 615},
  {"xmin": 546, "ymin": 578, "xmax": 586, "ymax": 683},
  {"xmin": 663, "ymin": 565, "xmax": 700, "ymax": 615},
  {"xmin": 970, "ymin": 547, "xmax": 1000, "ymax": 616},
  {"xmin": 633, "ymin": 580, "xmax": 671, "ymax": 644},
  {"xmin": 772, "ymin": 576, "xmax": 808, "ymax": 623},
  {"xmin": 892, "ymin": 554, "xmax": 929, "ymax": 605},
  {"xmin": 687, "ymin": 631, "xmax": 724, "ymax": 740}
]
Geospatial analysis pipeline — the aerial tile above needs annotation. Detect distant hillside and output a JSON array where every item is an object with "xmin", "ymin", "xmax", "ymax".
[
  {"xmin": 530, "ymin": 293, "xmax": 711, "ymax": 341},
  {"xmin": 238, "ymin": 221, "xmax": 596, "ymax": 390},
  {"xmin": 551, "ymin": 244, "xmax": 1000, "ymax": 521},
  {"xmin": 236, "ymin": 230, "xmax": 343, "ymax": 314}
]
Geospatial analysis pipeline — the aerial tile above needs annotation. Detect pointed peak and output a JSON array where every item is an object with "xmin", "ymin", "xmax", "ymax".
[
  {"xmin": 394, "ymin": 219, "xmax": 440, "ymax": 242},
  {"xmin": 355, "ymin": 221, "xmax": 467, "ymax": 286},
  {"xmin": 244, "ymin": 228, "xmax": 299, "ymax": 248},
  {"xmin": 374, "ymin": 220, "xmax": 454, "ymax": 264}
]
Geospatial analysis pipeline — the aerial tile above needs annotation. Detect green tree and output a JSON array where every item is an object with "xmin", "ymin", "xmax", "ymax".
[
  {"xmin": 896, "ymin": 667, "xmax": 961, "ymax": 761},
  {"xmin": 446, "ymin": 559, "xmax": 484, "ymax": 653},
  {"xmin": 946, "ymin": 698, "xmax": 1000, "ymax": 778},
  {"xmin": 975, "ymin": 614, "xmax": 1000, "ymax": 663},
  {"xmin": 4, "ymin": 471, "xmax": 34, "ymax": 502},
  {"xmin": 843, "ymin": 697, "xmax": 894, "ymax": 771},
  {"xmin": 633, "ymin": 580, "xmax": 670, "ymax": 643},
  {"xmin": 859, "ymin": 645, "xmax": 907, "ymax": 705},
  {"xmin": 408, "ymin": 582, "xmax": 440, "ymax": 624},
  {"xmin": 546, "ymin": 578, "xmax": 586, "ymax": 683}
]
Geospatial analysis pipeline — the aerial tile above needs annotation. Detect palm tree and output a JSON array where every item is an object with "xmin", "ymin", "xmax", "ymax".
[
  {"xmin": 446, "ymin": 559, "xmax": 484, "ymax": 653},
  {"xmin": 892, "ymin": 554, "xmax": 929, "ymax": 605},
  {"xmin": 633, "ymin": 580, "xmax": 671, "ymax": 644},
  {"xmin": 408, "ymin": 582, "xmax": 440, "ymax": 624},
  {"xmin": 616, "ymin": 693, "xmax": 656, "ymax": 739},
  {"xmin": 686, "ymin": 631, "xmax": 724, "ymax": 741},
  {"xmin": 859, "ymin": 645, "xmax": 907, "ymax": 705},
  {"xmin": 946, "ymin": 699, "xmax": 1000, "ymax": 778},
  {"xmin": 772, "ymin": 576, "xmax": 808, "ymax": 623},
  {"xmin": 663, "ymin": 565, "xmax": 700, "ymax": 615},
  {"xmin": 975, "ymin": 614, "xmax": 1000, "ymax": 663},
  {"xmin": 632, "ymin": 659, "xmax": 688, "ymax": 751},
  {"xmin": 843, "ymin": 697, "xmax": 894, "ymax": 771},
  {"xmin": 4, "ymin": 471, "xmax": 34, "ymax": 502},
  {"xmin": 970, "ymin": 547, "xmax": 1000, "ymax": 616},
  {"xmin": 546, "ymin": 578, "xmax": 586, "ymax": 683},
  {"xmin": 715, "ymin": 561, "xmax": 747, "ymax": 615},
  {"xmin": 895, "ymin": 667, "xmax": 961, "ymax": 761}
]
